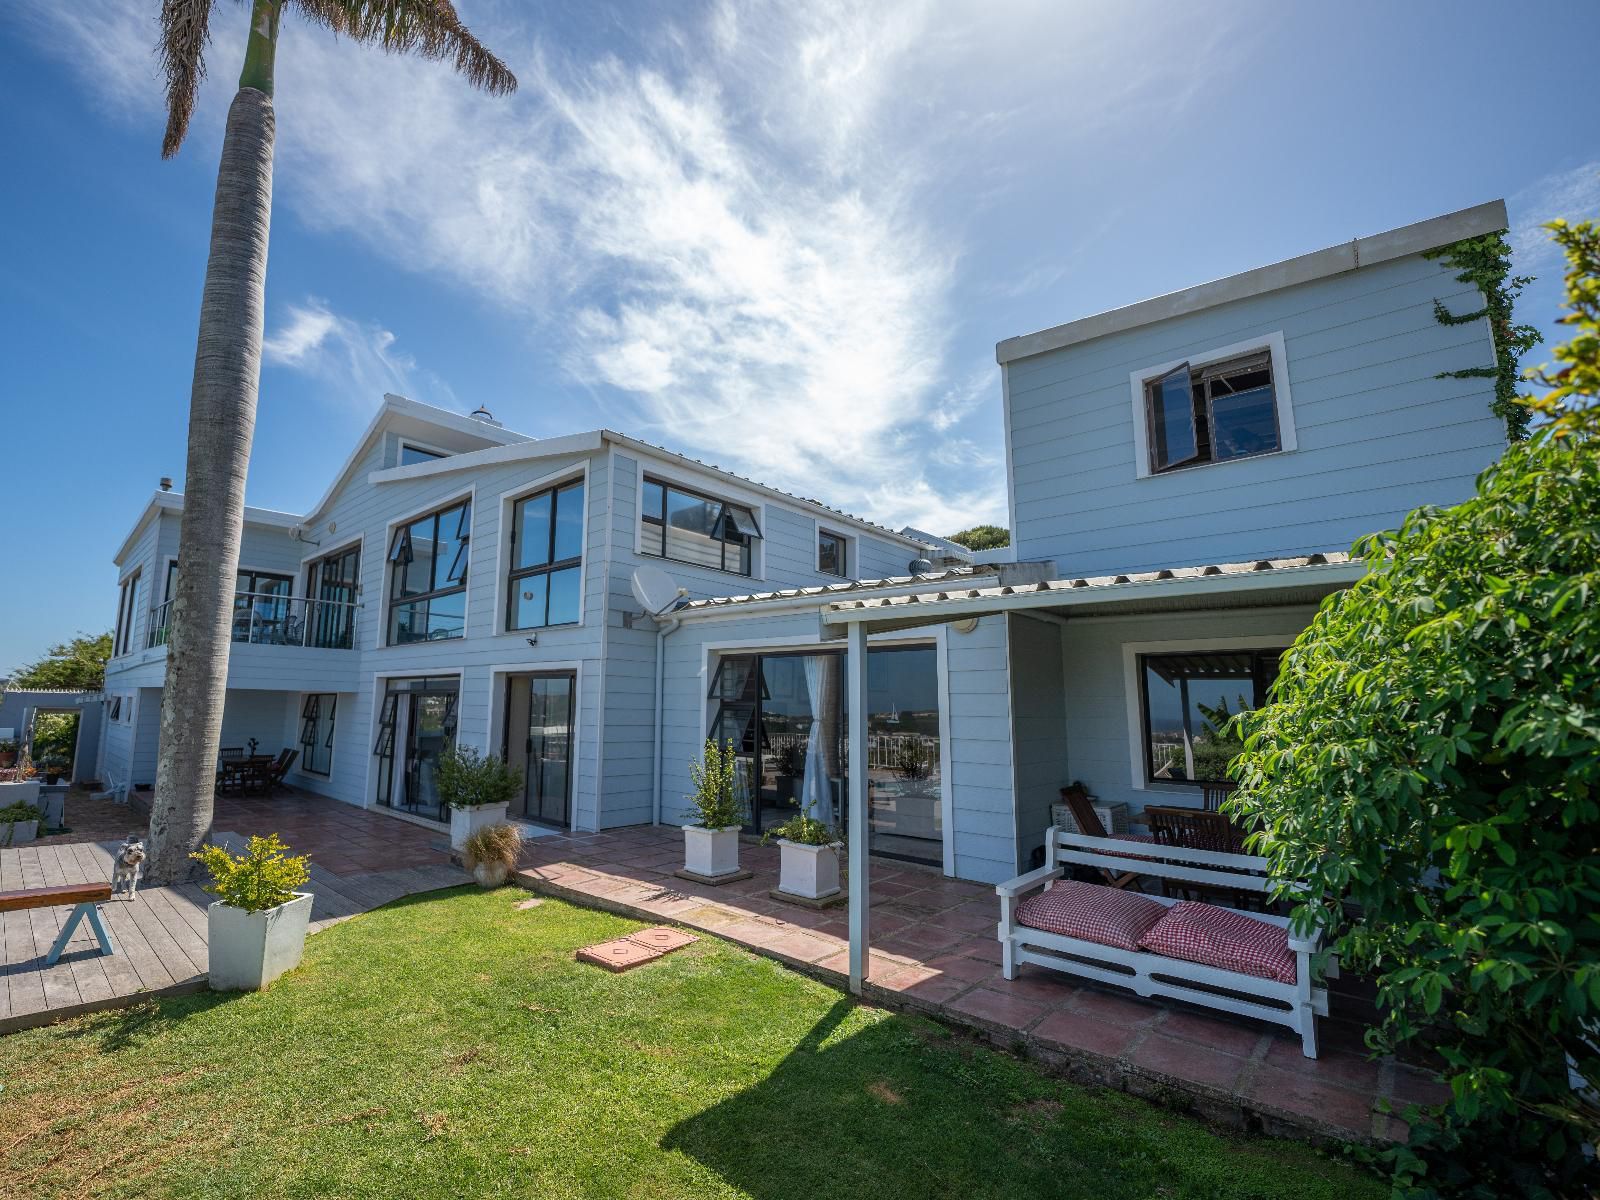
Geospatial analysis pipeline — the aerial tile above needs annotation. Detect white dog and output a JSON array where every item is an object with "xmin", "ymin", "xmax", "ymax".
[{"xmin": 112, "ymin": 834, "xmax": 145, "ymax": 899}]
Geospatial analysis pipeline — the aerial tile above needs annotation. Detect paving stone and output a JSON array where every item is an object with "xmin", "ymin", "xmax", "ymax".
[
  {"xmin": 1157, "ymin": 1009, "xmax": 1267, "ymax": 1057},
  {"xmin": 626, "ymin": 926, "xmax": 697, "ymax": 952},
  {"xmin": 1243, "ymin": 1064, "xmax": 1375, "ymax": 1134},
  {"xmin": 1033, "ymin": 1011, "xmax": 1140, "ymax": 1059},
  {"xmin": 1132, "ymin": 1034, "xmax": 1248, "ymax": 1091},
  {"xmin": 1262, "ymin": 1038, "xmax": 1382, "ymax": 1090},
  {"xmin": 576, "ymin": 938, "xmax": 665, "ymax": 973},
  {"xmin": 946, "ymin": 987, "xmax": 1050, "ymax": 1034}
]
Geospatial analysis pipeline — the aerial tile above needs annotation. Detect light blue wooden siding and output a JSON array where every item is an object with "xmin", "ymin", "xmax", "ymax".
[
  {"xmin": 129, "ymin": 687, "xmax": 162, "ymax": 786},
  {"xmin": 1007, "ymin": 614, "xmax": 1067, "ymax": 869},
  {"xmin": 1006, "ymin": 253, "xmax": 1504, "ymax": 573},
  {"xmin": 1059, "ymin": 606, "xmax": 1319, "ymax": 816},
  {"xmin": 217, "ymin": 690, "xmax": 296, "ymax": 755}
]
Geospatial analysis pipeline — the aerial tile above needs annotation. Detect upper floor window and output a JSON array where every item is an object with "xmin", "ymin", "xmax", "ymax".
[
  {"xmin": 305, "ymin": 543, "xmax": 361, "ymax": 650},
  {"xmin": 387, "ymin": 497, "xmax": 471, "ymax": 644},
  {"xmin": 1145, "ymin": 350, "xmax": 1281, "ymax": 473},
  {"xmin": 399, "ymin": 443, "xmax": 447, "ymax": 468},
  {"xmin": 1138, "ymin": 649, "xmax": 1282, "ymax": 785},
  {"xmin": 818, "ymin": 530, "xmax": 847, "ymax": 578},
  {"xmin": 113, "ymin": 571, "xmax": 140, "ymax": 657},
  {"xmin": 507, "ymin": 479, "xmax": 585, "ymax": 630},
  {"xmin": 640, "ymin": 476, "xmax": 761, "ymax": 577}
]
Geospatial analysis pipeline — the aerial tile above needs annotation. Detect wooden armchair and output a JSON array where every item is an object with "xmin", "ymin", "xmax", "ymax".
[
  {"xmin": 1200, "ymin": 781, "xmax": 1238, "ymax": 813},
  {"xmin": 1144, "ymin": 805, "xmax": 1257, "ymax": 906},
  {"xmin": 1058, "ymin": 785, "xmax": 1155, "ymax": 891},
  {"xmin": 262, "ymin": 749, "xmax": 299, "ymax": 795}
]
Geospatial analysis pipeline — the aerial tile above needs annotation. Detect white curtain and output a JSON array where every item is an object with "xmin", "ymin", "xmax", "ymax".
[{"xmin": 799, "ymin": 655, "xmax": 830, "ymax": 823}]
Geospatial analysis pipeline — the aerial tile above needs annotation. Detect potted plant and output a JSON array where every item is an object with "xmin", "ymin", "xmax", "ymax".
[
  {"xmin": 773, "ymin": 743, "xmax": 803, "ymax": 803},
  {"xmin": 435, "ymin": 745, "xmax": 521, "ymax": 850},
  {"xmin": 0, "ymin": 751, "xmax": 40, "ymax": 824},
  {"xmin": 1, "ymin": 801, "xmax": 42, "ymax": 847},
  {"xmin": 40, "ymin": 754, "xmax": 69, "ymax": 786},
  {"xmin": 682, "ymin": 739, "xmax": 744, "ymax": 879},
  {"xmin": 764, "ymin": 811, "xmax": 845, "ymax": 901},
  {"xmin": 191, "ymin": 834, "xmax": 313, "ymax": 991},
  {"xmin": 0, "ymin": 739, "xmax": 16, "ymax": 768},
  {"xmin": 462, "ymin": 822, "xmax": 523, "ymax": 888}
]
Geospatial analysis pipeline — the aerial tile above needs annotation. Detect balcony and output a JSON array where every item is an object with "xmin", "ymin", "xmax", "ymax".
[{"xmin": 148, "ymin": 592, "xmax": 361, "ymax": 651}]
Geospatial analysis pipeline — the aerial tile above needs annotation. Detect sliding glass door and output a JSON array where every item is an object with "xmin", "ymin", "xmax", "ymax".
[
  {"xmin": 863, "ymin": 645, "xmax": 943, "ymax": 865},
  {"xmin": 503, "ymin": 673, "xmax": 575, "ymax": 828},
  {"xmin": 373, "ymin": 676, "xmax": 459, "ymax": 822}
]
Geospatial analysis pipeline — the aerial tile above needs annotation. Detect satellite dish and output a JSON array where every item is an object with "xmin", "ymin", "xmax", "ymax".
[{"xmin": 631, "ymin": 565, "xmax": 687, "ymax": 617}]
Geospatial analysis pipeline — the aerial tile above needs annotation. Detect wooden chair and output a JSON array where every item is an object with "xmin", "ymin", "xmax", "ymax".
[
  {"xmin": 262, "ymin": 749, "xmax": 299, "ymax": 795},
  {"xmin": 219, "ymin": 747, "xmax": 244, "ymax": 761},
  {"xmin": 1144, "ymin": 805, "xmax": 1256, "ymax": 906},
  {"xmin": 1059, "ymin": 785, "xmax": 1153, "ymax": 891},
  {"xmin": 1201, "ymin": 781, "xmax": 1237, "ymax": 813}
]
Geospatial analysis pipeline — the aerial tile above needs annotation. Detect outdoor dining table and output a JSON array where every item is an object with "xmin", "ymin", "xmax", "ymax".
[{"xmin": 217, "ymin": 755, "xmax": 275, "ymax": 795}]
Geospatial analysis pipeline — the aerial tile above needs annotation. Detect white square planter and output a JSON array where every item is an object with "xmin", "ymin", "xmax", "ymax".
[
  {"xmin": 682, "ymin": 825, "xmax": 742, "ymax": 878},
  {"xmin": 0, "ymin": 779, "xmax": 41, "ymax": 807},
  {"xmin": 450, "ymin": 801, "xmax": 510, "ymax": 851},
  {"xmin": 2, "ymin": 819, "xmax": 38, "ymax": 847},
  {"xmin": 777, "ymin": 840, "xmax": 843, "ymax": 900},
  {"xmin": 207, "ymin": 893, "xmax": 314, "ymax": 991}
]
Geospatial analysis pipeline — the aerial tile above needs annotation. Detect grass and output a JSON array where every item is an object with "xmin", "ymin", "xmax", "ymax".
[{"xmin": 0, "ymin": 888, "xmax": 1383, "ymax": 1199}]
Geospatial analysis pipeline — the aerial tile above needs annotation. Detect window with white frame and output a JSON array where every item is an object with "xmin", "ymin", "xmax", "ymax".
[
  {"xmin": 818, "ymin": 529, "xmax": 848, "ymax": 578},
  {"xmin": 640, "ymin": 476, "xmax": 761, "ymax": 577},
  {"xmin": 399, "ymin": 442, "xmax": 447, "ymax": 467},
  {"xmin": 1138, "ymin": 649, "xmax": 1282, "ymax": 785},
  {"xmin": 387, "ymin": 497, "xmax": 471, "ymax": 644},
  {"xmin": 507, "ymin": 477, "xmax": 585, "ymax": 630},
  {"xmin": 1136, "ymin": 335, "xmax": 1292, "ymax": 475}
]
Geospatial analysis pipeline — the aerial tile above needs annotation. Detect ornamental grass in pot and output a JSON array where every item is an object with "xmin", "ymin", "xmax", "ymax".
[
  {"xmin": 462, "ymin": 822, "xmax": 523, "ymax": 888},
  {"xmin": 682, "ymin": 739, "xmax": 744, "ymax": 878},
  {"xmin": 192, "ymin": 834, "xmax": 313, "ymax": 991}
]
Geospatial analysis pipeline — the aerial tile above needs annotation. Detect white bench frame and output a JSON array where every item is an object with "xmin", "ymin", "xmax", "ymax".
[{"xmin": 996, "ymin": 826, "xmax": 1329, "ymax": 1057}]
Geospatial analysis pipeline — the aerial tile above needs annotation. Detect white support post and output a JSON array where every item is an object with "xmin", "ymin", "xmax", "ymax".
[{"xmin": 847, "ymin": 621, "xmax": 870, "ymax": 994}]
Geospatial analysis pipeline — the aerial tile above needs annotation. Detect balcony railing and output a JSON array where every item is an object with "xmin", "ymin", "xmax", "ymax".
[{"xmin": 147, "ymin": 592, "xmax": 360, "ymax": 651}]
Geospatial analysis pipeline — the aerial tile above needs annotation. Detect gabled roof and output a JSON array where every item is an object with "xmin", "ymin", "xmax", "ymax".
[
  {"xmin": 112, "ymin": 490, "xmax": 302, "ymax": 567},
  {"xmin": 996, "ymin": 200, "xmax": 1508, "ymax": 365}
]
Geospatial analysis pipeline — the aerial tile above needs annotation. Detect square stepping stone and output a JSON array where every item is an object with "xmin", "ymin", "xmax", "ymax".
[
  {"xmin": 576, "ymin": 938, "xmax": 664, "ymax": 973},
  {"xmin": 514, "ymin": 897, "xmax": 545, "ymax": 910},
  {"xmin": 627, "ymin": 926, "xmax": 698, "ymax": 953}
]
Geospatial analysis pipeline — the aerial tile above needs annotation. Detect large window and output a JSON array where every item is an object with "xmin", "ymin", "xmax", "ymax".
[
  {"xmin": 148, "ymin": 560, "xmax": 179, "ymax": 648},
  {"xmin": 641, "ymin": 476, "xmax": 761, "ymax": 577},
  {"xmin": 305, "ymin": 543, "xmax": 361, "ymax": 649},
  {"xmin": 399, "ymin": 443, "xmax": 447, "ymax": 467},
  {"xmin": 507, "ymin": 479, "xmax": 584, "ymax": 630},
  {"xmin": 387, "ymin": 498, "xmax": 471, "ymax": 644},
  {"xmin": 113, "ymin": 571, "xmax": 140, "ymax": 657},
  {"xmin": 818, "ymin": 530, "xmax": 847, "ymax": 578},
  {"xmin": 1144, "ymin": 349, "xmax": 1281, "ymax": 473},
  {"xmin": 299, "ymin": 694, "xmax": 336, "ymax": 776},
  {"xmin": 233, "ymin": 568, "xmax": 295, "ymax": 644},
  {"xmin": 1139, "ymin": 649, "xmax": 1282, "ymax": 785}
]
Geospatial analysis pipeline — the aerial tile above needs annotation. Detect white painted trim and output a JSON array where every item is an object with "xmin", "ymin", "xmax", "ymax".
[
  {"xmin": 1119, "ymin": 634, "xmax": 1294, "ymax": 793},
  {"xmin": 396, "ymin": 437, "xmax": 454, "ymax": 467},
  {"xmin": 815, "ymin": 522, "xmax": 855, "ymax": 580},
  {"xmin": 493, "ymin": 461, "xmax": 591, "ymax": 637},
  {"xmin": 632, "ymin": 455, "xmax": 769, "ymax": 583},
  {"xmin": 1001, "ymin": 361, "xmax": 1018, "ymax": 547},
  {"xmin": 1129, "ymin": 330, "xmax": 1296, "ymax": 480},
  {"xmin": 591, "ymin": 451, "xmax": 619, "ymax": 832},
  {"xmin": 373, "ymin": 484, "xmax": 477, "ymax": 652},
  {"xmin": 485, "ymin": 661, "xmax": 585, "ymax": 831}
]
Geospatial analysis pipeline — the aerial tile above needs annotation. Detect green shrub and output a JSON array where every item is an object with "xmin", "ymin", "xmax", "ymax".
[
  {"xmin": 192, "ymin": 834, "xmax": 311, "ymax": 913},
  {"xmin": 0, "ymin": 801, "xmax": 42, "ymax": 823},
  {"xmin": 1230, "ymin": 218, "xmax": 1600, "ymax": 1199},
  {"xmin": 761, "ymin": 811, "xmax": 842, "ymax": 847},
  {"xmin": 684, "ymin": 739, "xmax": 742, "ymax": 829},
  {"xmin": 434, "ymin": 745, "xmax": 521, "ymax": 810}
]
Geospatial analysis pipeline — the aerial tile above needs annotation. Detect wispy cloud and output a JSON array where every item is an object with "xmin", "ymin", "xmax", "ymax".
[
  {"xmin": 1511, "ymin": 161, "xmax": 1600, "ymax": 270},
  {"xmin": 263, "ymin": 297, "xmax": 452, "ymax": 409}
]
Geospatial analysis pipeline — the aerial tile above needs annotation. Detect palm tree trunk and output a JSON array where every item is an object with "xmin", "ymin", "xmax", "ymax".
[{"xmin": 145, "ymin": 13, "xmax": 278, "ymax": 885}]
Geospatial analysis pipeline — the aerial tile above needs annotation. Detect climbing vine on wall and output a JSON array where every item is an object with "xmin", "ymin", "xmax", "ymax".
[{"xmin": 1422, "ymin": 230, "xmax": 1541, "ymax": 441}]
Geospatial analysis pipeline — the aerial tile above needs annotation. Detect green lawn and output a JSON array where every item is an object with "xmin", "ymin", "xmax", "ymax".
[{"xmin": 0, "ymin": 888, "xmax": 1381, "ymax": 1199}]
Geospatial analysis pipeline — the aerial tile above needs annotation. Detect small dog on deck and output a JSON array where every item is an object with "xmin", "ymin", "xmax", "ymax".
[{"xmin": 112, "ymin": 834, "xmax": 145, "ymax": 900}]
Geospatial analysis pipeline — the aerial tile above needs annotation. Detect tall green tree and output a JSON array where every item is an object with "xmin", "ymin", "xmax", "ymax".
[
  {"xmin": 8, "ymin": 633, "xmax": 113, "ymax": 691},
  {"xmin": 144, "ymin": 1, "xmax": 515, "ymax": 885},
  {"xmin": 946, "ymin": 524, "xmax": 1009, "ymax": 551}
]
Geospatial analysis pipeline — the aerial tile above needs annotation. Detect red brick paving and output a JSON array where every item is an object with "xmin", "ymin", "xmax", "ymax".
[{"xmin": 514, "ymin": 822, "xmax": 1435, "ymax": 1147}]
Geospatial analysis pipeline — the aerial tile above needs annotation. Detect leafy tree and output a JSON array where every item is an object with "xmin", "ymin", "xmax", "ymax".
[
  {"xmin": 946, "ymin": 524, "xmax": 1010, "ymax": 551},
  {"xmin": 1231, "ymin": 217, "xmax": 1600, "ymax": 1198},
  {"xmin": 143, "ymin": 2, "xmax": 515, "ymax": 885},
  {"xmin": 9, "ymin": 633, "xmax": 112, "ymax": 691}
]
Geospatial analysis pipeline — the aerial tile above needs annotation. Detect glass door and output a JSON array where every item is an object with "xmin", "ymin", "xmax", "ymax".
[
  {"xmin": 505, "ymin": 673, "xmax": 575, "ymax": 827},
  {"xmin": 306, "ymin": 544, "xmax": 360, "ymax": 649},
  {"xmin": 864, "ymin": 645, "xmax": 943, "ymax": 866},
  {"xmin": 374, "ymin": 677, "xmax": 458, "ymax": 822}
]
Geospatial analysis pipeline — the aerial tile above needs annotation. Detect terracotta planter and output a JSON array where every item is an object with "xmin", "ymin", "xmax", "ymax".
[
  {"xmin": 776, "ymin": 839, "xmax": 843, "ymax": 900},
  {"xmin": 206, "ymin": 893, "xmax": 313, "ymax": 991},
  {"xmin": 682, "ymin": 825, "xmax": 742, "ymax": 877}
]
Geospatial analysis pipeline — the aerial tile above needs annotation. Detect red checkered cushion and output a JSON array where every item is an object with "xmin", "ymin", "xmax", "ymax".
[
  {"xmin": 1014, "ymin": 880, "xmax": 1167, "ymax": 951},
  {"xmin": 1139, "ymin": 901, "xmax": 1296, "ymax": 983}
]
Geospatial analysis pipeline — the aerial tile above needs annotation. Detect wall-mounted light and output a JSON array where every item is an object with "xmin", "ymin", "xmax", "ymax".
[{"xmin": 526, "ymin": 634, "xmax": 538, "ymax": 647}]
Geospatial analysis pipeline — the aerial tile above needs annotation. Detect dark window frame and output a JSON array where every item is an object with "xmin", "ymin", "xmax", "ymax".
[
  {"xmin": 399, "ymin": 442, "xmax": 448, "ymax": 468},
  {"xmin": 506, "ymin": 478, "xmax": 585, "ymax": 631},
  {"xmin": 1136, "ymin": 648, "xmax": 1284, "ymax": 786},
  {"xmin": 385, "ymin": 497, "xmax": 472, "ymax": 645},
  {"xmin": 1143, "ymin": 349, "xmax": 1282, "ymax": 474},
  {"xmin": 304, "ymin": 542, "xmax": 362, "ymax": 650},
  {"xmin": 818, "ymin": 529, "xmax": 848, "ymax": 578},
  {"xmin": 640, "ymin": 475, "xmax": 762, "ymax": 577},
  {"xmin": 299, "ymin": 693, "xmax": 337, "ymax": 776},
  {"xmin": 113, "ymin": 571, "xmax": 141, "ymax": 657}
]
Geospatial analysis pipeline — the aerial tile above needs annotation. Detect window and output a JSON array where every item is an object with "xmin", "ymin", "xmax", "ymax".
[
  {"xmin": 399, "ymin": 443, "xmax": 447, "ymax": 467},
  {"xmin": 305, "ymin": 543, "xmax": 361, "ymax": 649},
  {"xmin": 233, "ymin": 569, "xmax": 295, "ymax": 645},
  {"xmin": 387, "ymin": 498, "xmax": 471, "ymax": 644},
  {"xmin": 1138, "ymin": 649, "xmax": 1282, "ymax": 785},
  {"xmin": 818, "ymin": 530, "xmax": 847, "ymax": 578},
  {"xmin": 1142, "ymin": 347, "xmax": 1282, "ymax": 473},
  {"xmin": 148, "ymin": 560, "xmax": 179, "ymax": 648},
  {"xmin": 640, "ymin": 476, "xmax": 761, "ymax": 576},
  {"xmin": 299, "ymin": 694, "xmax": 336, "ymax": 776},
  {"xmin": 113, "ymin": 571, "xmax": 141, "ymax": 657},
  {"xmin": 507, "ymin": 479, "xmax": 584, "ymax": 630},
  {"xmin": 108, "ymin": 696, "xmax": 122, "ymax": 721}
]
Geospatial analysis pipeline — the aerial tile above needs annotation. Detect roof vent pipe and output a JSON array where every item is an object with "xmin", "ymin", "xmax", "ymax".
[
  {"xmin": 159, "ymin": 477, "xmax": 173, "ymax": 492},
  {"xmin": 468, "ymin": 405, "xmax": 502, "ymax": 427},
  {"xmin": 908, "ymin": 557, "xmax": 934, "ymax": 575}
]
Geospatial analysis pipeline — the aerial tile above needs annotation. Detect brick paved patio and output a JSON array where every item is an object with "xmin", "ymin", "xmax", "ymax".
[{"xmin": 515, "ymin": 823, "xmax": 1448, "ymax": 1146}]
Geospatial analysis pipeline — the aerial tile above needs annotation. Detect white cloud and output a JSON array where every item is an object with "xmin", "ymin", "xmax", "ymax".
[
  {"xmin": 1510, "ymin": 161, "xmax": 1600, "ymax": 270},
  {"xmin": 263, "ymin": 298, "xmax": 451, "ymax": 408}
]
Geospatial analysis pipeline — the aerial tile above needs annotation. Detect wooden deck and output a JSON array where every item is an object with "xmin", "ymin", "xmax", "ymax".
[{"xmin": 0, "ymin": 832, "xmax": 466, "ymax": 1034}]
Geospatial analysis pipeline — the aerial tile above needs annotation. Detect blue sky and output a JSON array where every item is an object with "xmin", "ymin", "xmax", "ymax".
[{"xmin": 2, "ymin": 0, "xmax": 1597, "ymax": 671}]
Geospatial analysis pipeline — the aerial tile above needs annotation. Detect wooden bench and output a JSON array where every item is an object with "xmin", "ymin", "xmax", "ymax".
[
  {"xmin": 996, "ymin": 827, "xmax": 1329, "ymax": 1056},
  {"xmin": 0, "ymin": 882, "xmax": 117, "ymax": 965}
]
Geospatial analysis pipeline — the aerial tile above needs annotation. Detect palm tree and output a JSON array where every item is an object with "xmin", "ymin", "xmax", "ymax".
[{"xmin": 143, "ymin": 1, "xmax": 515, "ymax": 884}]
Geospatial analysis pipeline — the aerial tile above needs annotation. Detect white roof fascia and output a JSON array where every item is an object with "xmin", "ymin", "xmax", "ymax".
[
  {"xmin": 821, "ymin": 561, "xmax": 1368, "ymax": 627},
  {"xmin": 367, "ymin": 430, "xmax": 606, "ymax": 484},
  {"xmin": 996, "ymin": 200, "xmax": 1507, "ymax": 365},
  {"xmin": 673, "ymin": 573, "xmax": 1001, "ymax": 624},
  {"xmin": 112, "ymin": 492, "xmax": 303, "ymax": 565}
]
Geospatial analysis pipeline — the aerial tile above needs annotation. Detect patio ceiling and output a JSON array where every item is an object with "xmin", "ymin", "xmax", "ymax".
[{"xmin": 820, "ymin": 553, "xmax": 1364, "ymax": 634}]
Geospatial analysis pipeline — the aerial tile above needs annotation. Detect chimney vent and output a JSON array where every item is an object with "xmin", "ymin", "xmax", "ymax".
[
  {"xmin": 469, "ymin": 405, "xmax": 502, "ymax": 427},
  {"xmin": 159, "ymin": 477, "xmax": 174, "ymax": 492}
]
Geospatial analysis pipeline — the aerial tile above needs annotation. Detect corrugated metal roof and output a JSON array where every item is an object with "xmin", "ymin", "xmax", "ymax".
[
  {"xmin": 825, "ymin": 553, "xmax": 1355, "ymax": 612},
  {"xmin": 679, "ymin": 565, "xmax": 991, "ymax": 612}
]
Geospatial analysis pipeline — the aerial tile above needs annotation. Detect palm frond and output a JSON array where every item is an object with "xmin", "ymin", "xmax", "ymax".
[
  {"xmin": 291, "ymin": 0, "xmax": 517, "ymax": 95},
  {"xmin": 158, "ymin": 0, "xmax": 219, "ymax": 157}
]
